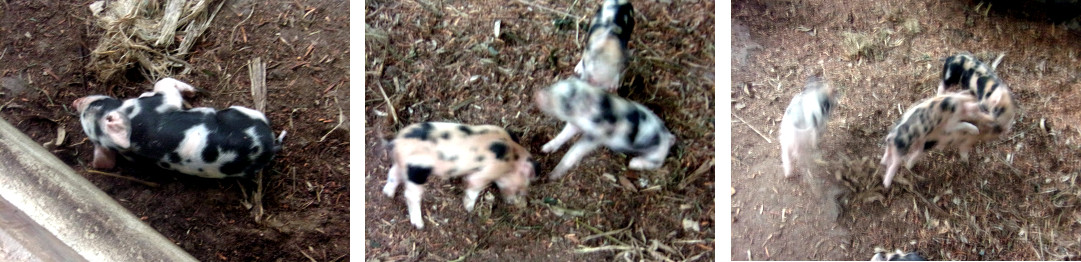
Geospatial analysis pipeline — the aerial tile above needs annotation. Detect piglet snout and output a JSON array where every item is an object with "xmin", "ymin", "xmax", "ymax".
[{"xmin": 73, "ymin": 97, "xmax": 88, "ymax": 113}]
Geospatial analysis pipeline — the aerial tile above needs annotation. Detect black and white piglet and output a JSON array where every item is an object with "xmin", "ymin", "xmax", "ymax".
[
  {"xmin": 936, "ymin": 53, "xmax": 1017, "ymax": 159},
  {"xmin": 381, "ymin": 122, "xmax": 537, "ymax": 229},
  {"xmin": 535, "ymin": 78, "xmax": 675, "ymax": 179},
  {"xmin": 937, "ymin": 52, "xmax": 1004, "ymax": 95},
  {"xmin": 871, "ymin": 250, "xmax": 926, "ymax": 261},
  {"xmin": 778, "ymin": 77, "xmax": 836, "ymax": 177},
  {"xmin": 74, "ymin": 77, "xmax": 280, "ymax": 178},
  {"xmin": 933, "ymin": 75, "xmax": 1017, "ymax": 161},
  {"xmin": 880, "ymin": 93, "xmax": 995, "ymax": 188},
  {"xmin": 574, "ymin": 0, "xmax": 635, "ymax": 92}
]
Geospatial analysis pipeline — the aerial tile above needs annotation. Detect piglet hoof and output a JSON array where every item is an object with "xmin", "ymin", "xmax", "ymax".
[
  {"xmin": 382, "ymin": 184, "xmax": 397, "ymax": 197},
  {"xmin": 541, "ymin": 143, "xmax": 560, "ymax": 153},
  {"xmin": 548, "ymin": 170, "xmax": 567, "ymax": 180},
  {"xmin": 628, "ymin": 158, "xmax": 661, "ymax": 170},
  {"xmin": 411, "ymin": 218, "xmax": 425, "ymax": 229},
  {"xmin": 463, "ymin": 199, "xmax": 476, "ymax": 212}
]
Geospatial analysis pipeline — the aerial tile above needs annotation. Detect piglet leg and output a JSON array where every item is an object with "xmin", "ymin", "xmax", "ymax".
[
  {"xmin": 153, "ymin": 78, "xmax": 197, "ymax": 110},
  {"xmin": 629, "ymin": 133, "xmax": 674, "ymax": 170},
  {"xmin": 462, "ymin": 172, "xmax": 492, "ymax": 212},
  {"xmin": 382, "ymin": 164, "xmax": 402, "ymax": 197},
  {"xmin": 404, "ymin": 181, "xmax": 426, "ymax": 229},
  {"xmin": 882, "ymin": 147, "xmax": 901, "ymax": 188},
  {"xmin": 550, "ymin": 138, "xmax": 601, "ymax": 179},
  {"xmin": 947, "ymin": 122, "xmax": 980, "ymax": 162},
  {"xmin": 542, "ymin": 124, "xmax": 580, "ymax": 153},
  {"xmin": 91, "ymin": 145, "xmax": 117, "ymax": 169}
]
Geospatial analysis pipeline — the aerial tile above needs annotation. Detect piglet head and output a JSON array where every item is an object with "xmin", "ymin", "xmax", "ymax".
[
  {"xmin": 74, "ymin": 95, "xmax": 125, "ymax": 147},
  {"xmin": 496, "ymin": 154, "xmax": 538, "ymax": 208},
  {"xmin": 579, "ymin": 31, "xmax": 626, "ymax": 92},
  {"xmin": 535, "ymin": 78, "xmax": 606, "ymax": 121}
]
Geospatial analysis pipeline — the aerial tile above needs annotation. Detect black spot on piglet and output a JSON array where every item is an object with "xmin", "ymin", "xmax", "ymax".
[
  {"xmin": 489, "ymin": 142, "xmax": 508, "ymax": 160},
  {"xmin": 167, "ymin": 152, "xmax": 182, "ymax": 163},
  {"xmin": 459, "ymin": 125, "xmax": 474, "ymax": 135},
  {"xmin": 403, "ymin": 122, "xmax": 434, "ymax": 140},
  {"xmin": 625, "ymin": 109, "xmax": 642, "ymax": 145},
  {"xmin": 202, "ymin": 147, "xmax": 219, "ymax": 163},
  {"xmin": 893, "ymin": 135, "xmax": 910, "ymax": 151},
  {"xmin": 598, "ymin": 95, "xmax": 617, "ymax": 124},
  {"xmin": 407, "ymin": 165, "xmax": 433, "ymax": 184},
  {"xmin": 923, "ymin": 140, "xmax": 938, "ymax": 151}
]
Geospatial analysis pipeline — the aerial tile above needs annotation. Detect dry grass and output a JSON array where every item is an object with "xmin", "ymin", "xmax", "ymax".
[{"xmin": 87, "ymin": 0, "xmax": 224, "ymax": 83}]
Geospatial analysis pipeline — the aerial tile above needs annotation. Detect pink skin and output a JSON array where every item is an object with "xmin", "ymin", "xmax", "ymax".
[
  {"xmin": 779, "ymin": 127, "xmax": 817, "ymax": 177},
  {"xmin": 881, "ymin": 96, "xmax": 994, "ymax": 188},
  {"xmin": 382, "ymin": 123, "xmax": 534, "ymax": 229},
  {"xmin": 92, "ymin": 145, "xmax": 117, "ymax": 169}
]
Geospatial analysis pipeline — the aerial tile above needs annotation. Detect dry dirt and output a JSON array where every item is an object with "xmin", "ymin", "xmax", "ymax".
[
  {"xmin": 733, "ymin": 0, "xmax": 1081, "ymax": 260},
  {"xmin": 0, "ymin": 1, "xmax": 349, "ymax": 261},
  {"xmin": 365, "ymin": 0, "xmax": 715, "ymax": 261}
]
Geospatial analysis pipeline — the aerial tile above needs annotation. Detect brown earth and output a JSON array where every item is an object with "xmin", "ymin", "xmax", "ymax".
[
  {"xmin": 0, "ymin": 1, "xmax": 349, "ymax": 261},
  {"xmin": 365, "ymin": 0, "xmax": 715, "ymax": 261},
  {"xmin": 733, "ymin": 0, "xmax": 1081, "ymax": 260}
]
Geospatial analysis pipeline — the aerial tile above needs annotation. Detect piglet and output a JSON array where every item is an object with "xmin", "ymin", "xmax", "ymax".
[
  {"xmin": 880, "ymin": 93, "xmax": 995, "ymax": 188},
  {"xmin": 934, "ymin": 76, "xmax": 1017, "ymax": 161},
  {"xmin": 936, "ymin": 53, "xmax": 1017, "ymax": 160},
  {"xmin": 381, "ymin": 122, "xmax": 537, "ymax": 229},
  {"xmin": 535, "ymin": 78, "xmax": 675, "ymax": 179},
  {"xmin": 74, "ymin": 77, "xmax": 281, "ymax": 178},
  {"xmin": 778, "ymin": 76, "xmax": 836, "ymax": 177},
  {"xmin": 937, "ymin": 52, "xmax": 1004, "ymax": 95},
  {"xmin": 574, "ymin": 0, "xmax": 635, "ymax": 91},
  {"xmin": 871, "ymin": 250, "xmax": 926, "ymax": 261}
]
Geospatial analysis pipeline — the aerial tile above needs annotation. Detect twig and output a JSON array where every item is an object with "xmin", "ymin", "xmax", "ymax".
[
  {"xmin": 575, "ymin": 245, "xmax": 636, "ymax": 253},
  {"xmin": 228, "ymin": 4, "xmax": 256, "ymax": 49},
  {"xmin": 733, "ymin": 113, "xmax": 772, "ymax": 143},
  {"xmin": 578, "ymin": 220, "xmax": 632, "ymax": 246},
  {"xmin": 251, "ymin": 170, "xmax": 265, "ymax": 223},
  {"xmin": 248, "ymin": 57, "xmax": 267, "ymax": 112},
  {"xmin": 85, "ymin": 169, "xmax": 159, "ymax": 187},
  {"xmin": 377, "ymin": 81, "xmax": 398, "ymax": 125},
  {"xmin": 513, "ymin": 0, "xmax": 577, "ymax": 18},
  {"xmin": 319, "ymin": 96, "xmax": 343, "ymax": 142},
  {"xmin": 678, "ymin": 157, "xmax": 714, "ymax": 190},
  {"xmin": 582, "ymin": 228, "xmax": 629, "ymax": 243},
  {"xmin": 299, "ymin": 249, "xmax": 317, "ymax": 262}
]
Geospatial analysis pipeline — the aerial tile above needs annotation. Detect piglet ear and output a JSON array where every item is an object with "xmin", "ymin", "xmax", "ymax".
[{"xmin": 102, "ymin": 111, "xmax": 131, "ymax": 149}]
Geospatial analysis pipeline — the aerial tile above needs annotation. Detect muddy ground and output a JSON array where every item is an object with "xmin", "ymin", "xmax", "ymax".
[
  {"xmin": 0, "ymin": 1, "xmax": 349, "ymax": 261},
  {"xmin": 733, "ymin": 0, "xmax": 1081, "ymax": 260},
  {"xmin": 365, "ymin": 0, "xmax": 714, "ymax": 261}
]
